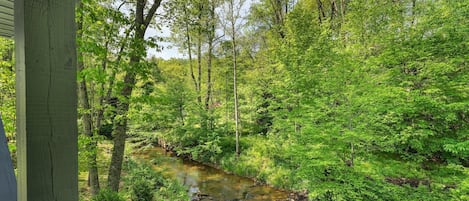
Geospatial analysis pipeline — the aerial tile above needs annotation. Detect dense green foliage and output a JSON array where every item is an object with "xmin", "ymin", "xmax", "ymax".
[
  {"xmin": 1, "ymin": 0, "xmax": 467, "ymax": 200},
  {"xmin": 0, "ymin": 38, "xmax": 14, "ymax": 140},
  {"xmin": 127, "ymin": 0, "xmax": 469, "ymax": 200},
  {"xmin": 0, "ymin": 38, "xmax": 16, "ymax": 168},
  {"xmin": 91, "ymin": 189, "xmax": 126, "ymax": 201},
  {"xmin": 122, "ymin": 159, "xmax": 189, "ymax": 201},
  {"xmin": 123, "ymin": 160, "xmax": 164, "ymax": 201}
]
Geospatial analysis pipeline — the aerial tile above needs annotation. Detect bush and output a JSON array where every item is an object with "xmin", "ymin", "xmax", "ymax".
[
  {"xmin": 92, "ymin": 189, "xmax": 125, "ymax": 201},
  {"xmin": 155, "ymin": 179, "xmax": 189, "ymax": 201},
  {"xmin": 124, "ymin": 159, "xmax": 164, "ymax": 201},
  {"xmin": 131, "ymin": 178, "xmax": 155, "ymax": 201}
]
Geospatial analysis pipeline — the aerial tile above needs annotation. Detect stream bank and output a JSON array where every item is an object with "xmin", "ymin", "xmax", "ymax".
[{"xmin": 135, "ymin": 146, "xmax": 306, "ymax": 201}]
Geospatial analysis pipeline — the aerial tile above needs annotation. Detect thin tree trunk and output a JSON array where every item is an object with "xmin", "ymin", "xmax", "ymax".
[
  {"xmin": 184, "ymin": 6, "xmax": 198, "ymax": 92},
  {"xmin": 268, "ymin": 0, "xmax": 285, "ymax": 38},
  {"xmin": 96, "ymin": 28, "xmax": 131, "ymax": 133},
  {"xmin": 78, "ymin": 61, "xmax": 100, "ymax": 196},
  {"xmin": 205, "ymin": 41, "xmax": 213, "ymax": 110},
  {"xmin": 77, "ymin": 2, "xmax": 100, "ymax": 195},
  {"xmin": 285, "ymin": 0, "xmax": 289, "ymax": 14},
  {"xmin": 331, "ymin": 0, "xmax": 338, "ymax": 20},
  {"xmin": 225, "ymin": 70, "xmax": 230, "ymax": 124},
  {"xmin": 205, "ymin": 5, "xmax": 215, "ymax": 111},
  {"xmin": 195, "ymin": 2, "xmax": 203, "ymax": 104},
  {"xmin": 229, "ymin": 0, "xmax": 241, "ymax": 157},
  {"xmin": 316, "ymin": 0, "xmax": 326, "ymax": 24},
  {"xmin": 197, "ymin": 31, "xmax": 203, "ymax": 104},
  {"xmin": 233, "ymin": 38, "xmax": 240, "ymax": 157},
  {"xmin": 94, "ymin": 34, "xmax": 110, "ymax": 135},
  {"xmin": 179, "ymin": 102, "xmax": 185, "ymax": 126}
]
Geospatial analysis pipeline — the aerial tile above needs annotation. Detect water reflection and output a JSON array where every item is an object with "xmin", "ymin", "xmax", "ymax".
[{"xmin": 138, "ymin": 147, "xmax": 289, "ymax": 201}]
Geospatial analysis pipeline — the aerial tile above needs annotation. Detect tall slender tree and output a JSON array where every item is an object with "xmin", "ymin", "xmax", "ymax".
[
  {"xmin": 222, "ymin": 0, "xmax": 245, "ymax": 157},
  {"xmin": 205, "ymin": 0, "xmax": 217, "ymax": 111}
]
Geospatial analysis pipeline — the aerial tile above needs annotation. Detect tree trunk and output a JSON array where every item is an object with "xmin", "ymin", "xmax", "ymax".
[
  {"xmin": 233, "ymin": 39, "xmax": 240, "ymax": 157},
  {"xmin": 205, "ymin": 4, "xmax": 215, "ymax": 111},
  {"xmin": 331, "ymin": 0, "xmax": 338, "ymax": 20},
  {"xmin": 107, "ymin": 0, "xmax": 161, "ymax": 191},
  {"xmin": 229, "ymin": 0, "xmax": 241, "ymax": 157},
  {"xmin": 268, "ymin": 0, "xmax": 285, "ymax": 38},
  {"xmin": 184, "ymin": 6, "xmax": 198, "ymax": 92},
  {"xmin": 78, "ymin": 59, "xmax": 100, "ymax": 196},
  {"xmin": 195, "ymin": 2, "xmax": 203, "ymax": 104},
  {"xmin": 340, "ymin": 0, "xmax": 346, "ymax": 16},
  {"xmin": 316, "ymin": 0, "xmax": 326, "ymax": 24},
  {"xmin": 179, "ymin": 102, "xmax": 185, "ymax": 126},
  {"xmin": 107, "ymin": 72, "xmax": 135, "ymax": 192},
  {"xmin": 197, "ymin": 30, "xmax": 203, "ymax": 104},
  {"xmin": 95, "ymin": 28, "xmax": 131, "ymax": 133},
  {"xmin": 77, "ymin": 1, "xmax": 100, "ymax": 195},
  {"xmin": 205, "ymin": 40, "xmax": 213, "ymax": 111}
]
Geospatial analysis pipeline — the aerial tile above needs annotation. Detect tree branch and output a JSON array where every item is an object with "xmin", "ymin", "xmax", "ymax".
[{"xmin": 144, "ymin": 0, "xmax": 163, "ymax": 28}]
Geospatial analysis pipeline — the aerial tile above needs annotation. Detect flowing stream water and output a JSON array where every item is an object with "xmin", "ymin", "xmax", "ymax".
[{"xmin": 137, "ymin": 146, "xmax": 290, "ymax": 201}]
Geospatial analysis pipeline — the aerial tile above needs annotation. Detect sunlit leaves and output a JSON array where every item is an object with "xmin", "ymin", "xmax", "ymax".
[{"xmin": 0, "ymin": 38, "xmax": 14, "ymax": 140}]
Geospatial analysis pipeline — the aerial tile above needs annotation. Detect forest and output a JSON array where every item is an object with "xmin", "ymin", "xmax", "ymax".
[{"xmin": 1, "ymin": 0, "xmax": 468, "ymax": 200}]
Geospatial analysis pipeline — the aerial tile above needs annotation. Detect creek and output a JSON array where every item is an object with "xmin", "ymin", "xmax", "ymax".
[{"xmin": 137, "ymin": 146, "xmax": 291, "ymax": 201}]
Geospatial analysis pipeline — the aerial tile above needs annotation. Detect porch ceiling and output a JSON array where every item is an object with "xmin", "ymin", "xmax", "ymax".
[{"xmin": 0, "ymin": 0, "xmax": 13, "ymax": 38}]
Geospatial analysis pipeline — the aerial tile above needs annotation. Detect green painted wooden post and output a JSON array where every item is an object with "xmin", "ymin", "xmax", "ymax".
[{"xmin": 15, "ymin": 0, "xmax": 78, "ymax": 201}]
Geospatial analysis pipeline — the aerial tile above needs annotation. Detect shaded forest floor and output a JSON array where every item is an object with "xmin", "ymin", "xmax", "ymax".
[{"xmin": 78, "ymin": 141, "xmax": 189, "ymax": 201}]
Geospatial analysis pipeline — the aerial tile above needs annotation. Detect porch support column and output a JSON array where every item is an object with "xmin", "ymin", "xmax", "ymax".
[{"xmin": 15, "ymin": 0, "xmax": 78, "ymax": 201}]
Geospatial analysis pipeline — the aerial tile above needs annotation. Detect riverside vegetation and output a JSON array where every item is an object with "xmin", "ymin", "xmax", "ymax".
[{"xmin": 1, "ymin": 0, "xmax": 468, "ymax": 200}]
